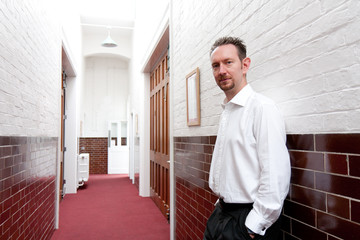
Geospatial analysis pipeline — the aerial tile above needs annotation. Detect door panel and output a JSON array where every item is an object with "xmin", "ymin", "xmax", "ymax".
[
  {"xmin": 150, "ymin": 53, "xmax": 170, "ymax": 220},
  {"xmin": 108, "ymin": 121, "xmax": 129, "ymax": 174}
]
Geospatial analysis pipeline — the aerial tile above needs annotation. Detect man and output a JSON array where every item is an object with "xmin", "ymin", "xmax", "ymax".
[{"xmin": 203, "ymin": 37, "xmax": 291, "ymax": 240}]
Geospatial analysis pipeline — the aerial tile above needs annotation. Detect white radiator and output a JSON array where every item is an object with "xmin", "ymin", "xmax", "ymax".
[{"xmin": 77, "ymin": 153, "xmax": 89, "ymax": 187}]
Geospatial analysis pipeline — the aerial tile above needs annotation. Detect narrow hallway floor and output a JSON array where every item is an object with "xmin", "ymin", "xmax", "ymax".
[{"xmin": 51, "ymin": 174, "xmax": 170, "ymax": 240}]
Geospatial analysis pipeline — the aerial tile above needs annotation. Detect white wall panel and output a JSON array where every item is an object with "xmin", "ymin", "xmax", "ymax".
[{"xmin": 82, "ymin": 56, "xmax": 129, "ymax": 137}]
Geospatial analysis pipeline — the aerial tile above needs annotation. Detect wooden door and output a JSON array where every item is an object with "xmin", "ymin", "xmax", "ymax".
[{"xmin": 150, "ymin": 53, "xmax": 170, "ymax": 220}]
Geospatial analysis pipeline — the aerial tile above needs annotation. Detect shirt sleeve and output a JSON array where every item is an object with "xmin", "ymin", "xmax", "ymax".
[{"xmin": 244, "ymin": 100, "xmax": 291, "ymax": 235}]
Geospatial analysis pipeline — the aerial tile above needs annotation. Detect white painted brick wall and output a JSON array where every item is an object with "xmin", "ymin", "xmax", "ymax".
[
  {"xmin": 171, "ymin": 0, "xmax": 360, "ymax": 135},
  {"xmin": 0, "ymin": 1, "xmax": 61, "ymax": 136}
]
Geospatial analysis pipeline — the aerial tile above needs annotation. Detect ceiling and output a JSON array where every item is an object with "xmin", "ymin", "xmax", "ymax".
[{"xmin": 79, "ymin": 0, "xmax": 135, "ymax": 36}]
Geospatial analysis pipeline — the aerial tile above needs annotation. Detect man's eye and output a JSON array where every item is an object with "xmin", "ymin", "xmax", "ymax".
[{"xmin": 227, "ymin": 61, "xmax": 232, "ymax": 64}]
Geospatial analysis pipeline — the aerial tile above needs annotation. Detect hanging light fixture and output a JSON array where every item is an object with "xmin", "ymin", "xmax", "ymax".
[{"xmin": 101, "ymin": 27, "xmax": 117, "ymax": 48}]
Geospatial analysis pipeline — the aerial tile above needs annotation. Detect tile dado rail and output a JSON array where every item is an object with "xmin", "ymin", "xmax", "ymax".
[
  {"xmin": 0, "ymin": 136, "xmax": 57, "ymax": 240},
  {"xmin": 174, "ymin": 134, "xmax": 360, "ymax": 240}
]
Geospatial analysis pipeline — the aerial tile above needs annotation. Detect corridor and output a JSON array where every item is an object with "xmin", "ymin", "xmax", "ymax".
[
  {"xmin": 51, "ymin": 175, "xmax": 170, "ymax": 240},
  {"xmin": 2, "ymin": 1, "xmax": 360, "ymax": 239}
]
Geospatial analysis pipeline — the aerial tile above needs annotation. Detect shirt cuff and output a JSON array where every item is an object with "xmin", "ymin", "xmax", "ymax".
[{"xmin": 245, "ymin": 209, "xmax": 272, "ymax": 236}]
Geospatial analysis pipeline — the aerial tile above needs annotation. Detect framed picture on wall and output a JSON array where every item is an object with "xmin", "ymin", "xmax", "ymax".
[{"xmin": 186, "ymin": 67, "xmax": 200, "ymax": 126}]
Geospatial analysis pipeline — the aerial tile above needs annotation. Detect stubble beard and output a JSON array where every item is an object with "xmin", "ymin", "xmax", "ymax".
[{"xmin": 218, "ymin": 78, "xmax": 235, "ymax": 92}]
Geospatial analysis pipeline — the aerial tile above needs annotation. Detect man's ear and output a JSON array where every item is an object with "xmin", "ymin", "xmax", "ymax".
[{"xmin": 242, "ymin": 57, "xmax": 251, "ymax": 75}]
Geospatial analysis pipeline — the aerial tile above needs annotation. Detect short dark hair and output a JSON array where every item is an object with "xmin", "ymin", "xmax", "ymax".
[{"xmin": 210, "ymin": 36, "xmax": 247, "ymax": 60}]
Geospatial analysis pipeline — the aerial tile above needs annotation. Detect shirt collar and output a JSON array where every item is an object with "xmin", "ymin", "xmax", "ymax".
[{"xmin": 222, "ymin": 84, "xmax": 254, "ymax": 108}]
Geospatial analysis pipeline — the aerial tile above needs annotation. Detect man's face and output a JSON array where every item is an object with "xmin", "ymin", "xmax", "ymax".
[{"xmin": 210, "ymin": 44, "xmax": 249, "ymax": 99}]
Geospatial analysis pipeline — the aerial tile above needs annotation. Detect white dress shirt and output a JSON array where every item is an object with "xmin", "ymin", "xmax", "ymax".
[{"xmin": 209, "ymin": 84, "xmax": 291, "ymax": 235}]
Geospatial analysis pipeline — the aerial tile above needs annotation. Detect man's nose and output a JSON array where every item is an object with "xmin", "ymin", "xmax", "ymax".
[{"xmin": 219, "ymin": 64, "xmax": 226, "ymax": 74}]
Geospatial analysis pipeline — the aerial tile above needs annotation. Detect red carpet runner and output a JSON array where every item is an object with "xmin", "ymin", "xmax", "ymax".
[{"xmin": 51, "ymin": 174, "xmax": 170, "ymax": 240}]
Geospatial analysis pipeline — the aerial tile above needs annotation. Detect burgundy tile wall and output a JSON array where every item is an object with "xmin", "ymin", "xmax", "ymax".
[
  {"xmin": 0, "ymin": 136, "xmax": 57, "ymax": 240},
  {"xmin": 174, "ymin": 136, "xmax": 217, "ymax": 240},
  {"xmin": 79, "ymin": 138, "xmax": 108, "ymax": 174},
  {"xmin": 174, "ymin": 134, "xmax": 360, "ymax": 240}
]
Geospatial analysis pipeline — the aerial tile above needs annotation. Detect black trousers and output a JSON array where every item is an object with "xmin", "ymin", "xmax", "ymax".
[{"xmin": 203, "ymin": 201, "xmax": 281, "ymax": 240}]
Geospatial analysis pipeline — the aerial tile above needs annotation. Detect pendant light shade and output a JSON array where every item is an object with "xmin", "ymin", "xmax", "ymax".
[{"xmin": 101, "ymin": 27, "xmax": 117, "ymax": 47}]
